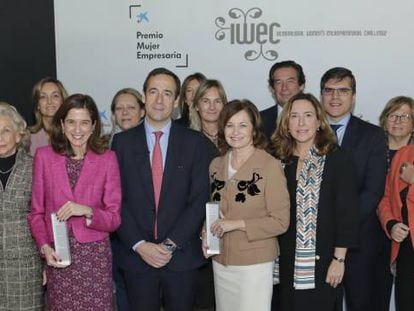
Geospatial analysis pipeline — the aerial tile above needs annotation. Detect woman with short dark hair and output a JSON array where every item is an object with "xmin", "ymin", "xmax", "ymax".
[{"xmin": 203, "ymin": 99, "xmax": 290, "ymax": 311}]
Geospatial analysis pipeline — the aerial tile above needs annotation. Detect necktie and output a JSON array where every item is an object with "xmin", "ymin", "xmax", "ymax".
[
  {"xmin": 330, "ymin": 124, "xmax": 343, "ymax": 142},
  {"xmin": 152, "ymin": 131, "xmax": 163, "ymax": 239}
]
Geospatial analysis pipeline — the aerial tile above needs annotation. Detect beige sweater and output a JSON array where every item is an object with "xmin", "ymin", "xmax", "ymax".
[{"xmin": 209, "ymin": 148, "xmax": 290, "ymax": 266}]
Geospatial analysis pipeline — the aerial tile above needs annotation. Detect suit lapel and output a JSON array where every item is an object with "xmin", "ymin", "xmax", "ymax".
[
  {"xmin": 341, "ymin": 115, "xmax": 359, "ymax": 150},
  {"xmin": 134, "ymin": 125, "xmax": 155, "ymax": 205},
  {"xmin": 159, "ymin": 123, "xmax": 179, "ymax": 207}
]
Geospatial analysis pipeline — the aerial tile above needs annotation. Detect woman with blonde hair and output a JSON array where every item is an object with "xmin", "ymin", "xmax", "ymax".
[
  {"xmin": 108, "ymin": 87, "xmax": 145, "ymax": 311},
  {"xmin": 379, "ymin": 96, "xmax": 414, "ymax": 168},
  {"xmin": 189, "ymin": 79, "xmax": 227, "ymax": 310},
  {"xmin": 175, "ymin": 72, "xmax": 206, "ymax": 126},
  {"xmin": 189, "ymin": 79, "xmax": 227, "ymax": 147},
  {"xmin": 378, "ymin": 144, "xmax": 414, "ymax": 311},
  {"xmin": 0, "ymin": 102, "xmax": 43, "ymax": 310},
  {"xmin": 272, "ymin": 93, "xmax": 358, "ymax": 311},
  {"xmin": 375, "ymin": 95, "xmax": 414, "ymax": 310},
  {"xmin": 110, "ymin": 88, "xmax": 145, "ymax": 134},
  {"xmin": 29, "ymin": 77, "xmax": 68, "ymax": 155}
]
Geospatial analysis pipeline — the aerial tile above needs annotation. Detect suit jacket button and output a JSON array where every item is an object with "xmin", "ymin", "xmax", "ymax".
[{"xmin": 315, "ymin": 255, "xmax": 320, "ymax": 260}]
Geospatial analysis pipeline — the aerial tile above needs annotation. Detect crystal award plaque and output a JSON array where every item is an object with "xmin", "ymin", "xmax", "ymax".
[
  {"xmin": 206, "ymin": 202, "xmax": 221, "ymax": 255},
  {"xmin": 51, "ymin": 213, "xmax": 71, "ymax": 266}
]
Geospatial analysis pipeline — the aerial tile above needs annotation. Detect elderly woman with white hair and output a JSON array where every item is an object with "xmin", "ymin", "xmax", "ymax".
[{"xmin": 0, "ymin": 102, "xmax": 44, "ymax": 310}]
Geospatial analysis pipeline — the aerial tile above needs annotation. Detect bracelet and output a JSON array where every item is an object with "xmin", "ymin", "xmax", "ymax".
[
  {"xmin": 85, "ymin": 207, "xmax": 93, "ymax": 219},
  {"xmin": 333, "ymin": 255, "xmax": 345, "ymax": 263}
]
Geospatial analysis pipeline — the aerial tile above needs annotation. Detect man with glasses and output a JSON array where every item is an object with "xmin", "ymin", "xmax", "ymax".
[
  {"xmin": 320, "ymin": 67, "xmax": 387, "ymax": 311},
  {"xmin": 261, "ymin": 60, "xmax": 305, "ymax": 138}
]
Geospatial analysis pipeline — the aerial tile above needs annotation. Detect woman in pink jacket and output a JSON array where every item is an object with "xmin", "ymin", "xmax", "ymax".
[
  {"xmin": 29, "ymin": 94, "xmax": 121, "ymax": 311},
  {"xmin": 378, "ymin": 145, "xmax": 414, "ymax": 311}
]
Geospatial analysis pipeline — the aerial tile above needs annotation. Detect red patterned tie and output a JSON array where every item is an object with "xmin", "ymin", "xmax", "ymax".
[{"xmin": 152, "ymin": 131, "xmax": 163, "ymax": 239}]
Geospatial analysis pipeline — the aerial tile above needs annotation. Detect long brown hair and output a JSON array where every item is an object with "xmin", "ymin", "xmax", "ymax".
[
  {"xmin": 50, "ymin": 94, "xmax": 107, "ymax": 156},
  {"xmin": 30, "ymin": 77, "xmax": 68, "ymax": 133},
  {"xmin": 189, "ymin": 79, "xmax": 227, "ymax": 131},
  {"xmin": 272, "ymin": 93, "xmax": 337, "ymax": 162}
]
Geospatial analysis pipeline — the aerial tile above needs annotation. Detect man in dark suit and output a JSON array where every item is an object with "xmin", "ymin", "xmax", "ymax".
[
  {"xmin": 320, "ymin": 67, "xmax": 387, "ymax": 311},
  {"xmin": 112, "ymin": 67, "xmax": 210, "ymax": 311},
  {"xmin": 260, "ymin": 60, "xmax": 306, "ymax": 138}
]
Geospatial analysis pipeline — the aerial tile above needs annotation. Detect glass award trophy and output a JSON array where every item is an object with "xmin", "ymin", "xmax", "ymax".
[
  {"xmin": 206, "ymin": 202, "xmax": 221, "ymax": 255},
  {"xmin": 51, "ymin": 213, "xmax": 71, "ymax": 266}
]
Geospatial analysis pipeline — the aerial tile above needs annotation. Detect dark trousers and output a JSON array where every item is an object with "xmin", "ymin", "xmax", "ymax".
[
  {"xmin": 111, "ymin": 235, "xmax": 130, "ymax": 311},
  {"xmin": 271, "ymin": 284, "xmax": 279, "ymax": 311},
  {"xmin": 194, "ymin": 261, "xmax": 215, "ymax": 310},
  {"xmin": 337, "ymin": 218, "xmax": 386, "ymax": 311},
  {"xmin": 124, "ymin": 267, "xmax": 197, "ymax": 311},
  {"xmin": 372, "ymin": 235, "xmax": 394, "ymax": 311},
  {"xmin": 395, "ymin": 237, "xmax": 414, "ymax": 311},
  {"xmin": 113, "ymin": 264, "xmax": 129, "ymax": 311}
]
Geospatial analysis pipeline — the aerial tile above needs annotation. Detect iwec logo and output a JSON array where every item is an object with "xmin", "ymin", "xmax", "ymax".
[{"xmin": 215, "ymin": 7, "xmax": 280, "ymax": 61}]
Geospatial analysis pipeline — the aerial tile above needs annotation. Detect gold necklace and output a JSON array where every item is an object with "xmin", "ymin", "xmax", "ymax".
[{"xmin": 202, "ymin": 129, "xmax": 218, "ymax": 139}]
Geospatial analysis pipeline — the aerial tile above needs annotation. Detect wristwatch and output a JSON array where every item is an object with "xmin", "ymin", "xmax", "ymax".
[
  {"xmin": 333, "ymin": 255, "xmax": 345, "ymax": 263},
  {"xmin": 162, "ymin": 238, "xmax": 177, "ymax": 253}
]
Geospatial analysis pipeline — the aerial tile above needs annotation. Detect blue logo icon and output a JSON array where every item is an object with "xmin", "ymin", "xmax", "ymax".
[
  {"xmin": 99, "ymin": 110, "xmax": 109, "ymax": 121},
  {"xmin": 137, "ymin": 11, "xmax": 149, "ymax": 23}
]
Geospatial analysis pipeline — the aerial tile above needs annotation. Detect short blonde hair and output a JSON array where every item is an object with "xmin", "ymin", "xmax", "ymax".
[
  {"xmin": 0, "ymin": 102, "xmax": 31, "ymax": 152},
  {"xmin": 110, "ymin": 87, "xmax": 144, "ymax": 131},
  {"xmin": 379, "ymin": 96, "xmax": 414, "ymax": 131}
]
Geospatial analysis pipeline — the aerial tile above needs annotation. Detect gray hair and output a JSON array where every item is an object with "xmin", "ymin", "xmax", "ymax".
[{"xmin": 0, "ymin": 102, "xmax": 31, "ymax": 152}]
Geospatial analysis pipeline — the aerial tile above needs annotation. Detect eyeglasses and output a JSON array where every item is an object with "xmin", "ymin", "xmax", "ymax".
[
  {"xmin": 387, "ymin": 113, "xmax": 412, "ymax": 123},
  {"xmin": 322, "ymin": 87, "xmax": 353, "ymax": 97}
]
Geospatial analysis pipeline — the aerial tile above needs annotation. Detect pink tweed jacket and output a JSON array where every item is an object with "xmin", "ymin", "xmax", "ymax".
[{"xmin": 28, "ymin": 146, "xmax": 121, "ymax": 250}]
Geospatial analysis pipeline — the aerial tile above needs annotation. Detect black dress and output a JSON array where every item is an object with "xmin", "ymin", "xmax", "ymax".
[{"xmin": 278, "ymin": 149, "xmax": 359, "ymax": 311}]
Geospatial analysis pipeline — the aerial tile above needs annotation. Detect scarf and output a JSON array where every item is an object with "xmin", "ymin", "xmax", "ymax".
[{"xmin": 293, "ymin": 146, "xmax": 325, "ymax": 289}]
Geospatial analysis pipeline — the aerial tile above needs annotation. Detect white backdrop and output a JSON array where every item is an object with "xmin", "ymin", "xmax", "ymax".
[
  {"xmin": 55, "ymin": 0, "xmax": 413, "ymax": 133},
  {"xmin": 55, "ymin": 1, "xmax": 411, "ymax": 309}
]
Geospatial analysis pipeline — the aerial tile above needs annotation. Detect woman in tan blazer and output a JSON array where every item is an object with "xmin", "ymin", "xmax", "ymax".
[{"xmin": 203, "ymin": 99, "xmax": 290, "ymax": 311}]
